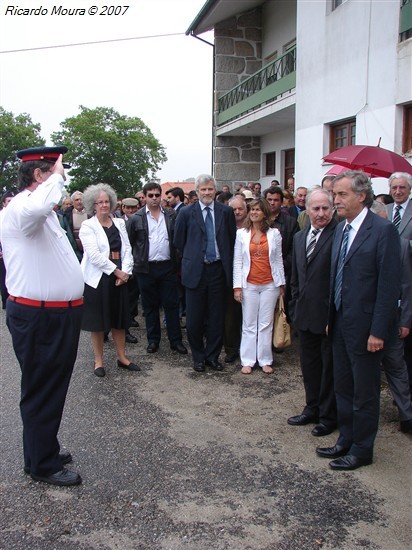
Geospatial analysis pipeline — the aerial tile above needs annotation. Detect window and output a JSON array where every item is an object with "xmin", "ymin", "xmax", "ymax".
[
  {"xmin": 265, "ymin": 152, "xmax": 276, "ymax": 176},
  {"xmin": 330, "ymin": 119, "xmax": 356, "ymax": 152},
  {"xmin": 403, "ymin": 104, "xmax": 412, "ymax": 154}
]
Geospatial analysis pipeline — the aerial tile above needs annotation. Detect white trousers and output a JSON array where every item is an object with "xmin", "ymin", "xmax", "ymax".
[{"xmin": 240, "ymin": 281, "xmax": 280, "ymax": 367}]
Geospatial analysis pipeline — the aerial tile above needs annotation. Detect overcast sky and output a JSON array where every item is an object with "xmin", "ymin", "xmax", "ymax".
[{"xmin": 0, "ymin": 0, "xmax": 213, "ymax": 183}]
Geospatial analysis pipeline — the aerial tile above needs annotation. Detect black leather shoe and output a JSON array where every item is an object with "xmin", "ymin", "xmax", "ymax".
[
  {"xmin": 130, "ymin": 319, "xmax": 139, "ymax": 328},
  {"xmin": 117, "ymin": 360, "xmax": 141, "ymax": 372},
  {"xmin": 400, "ymin": 419, "xmax": 412, "ymax": 434},
  {"xmin": 205, "ymin": 359, "xmax": 224, "ymax": 371},
  {"xmin": 193, "ymin": 362, "xmax": 205, "ymax": 372},
  {"xmin": 30, "ymin": 468, "xmax": 82, "ymax": 486},
  {"xmin": 171, "ymin": 342, "xmax": 188, "ymax": 354},
  {"xmin": 126, "ymin": 332, "xmax": 138, "ymax": 344},
  {"xmin": 24, "ymin": 451, "xmax": 73, "ymax": 474},
  {"xmin": 287, "ymin": 413, "xmax": 318, "ymax": 426},
  {"xmin": 224, "ymin": 352, "xmax": 239, "ymax": 363},
  {"xmin": 311, "ymin": 423, "xmax": 336, "ymax": 437},
  {"xmin": 147, "ymin": 342, "xmax": 159, "ymax": 353},
  {"xmin": 94, "ymin": 367, "xmax": 106, "ymax": 377},
  {"xmin": 329, "ymin": 455, "xmax": 372, "ymax": 471},
  {"xmin": 316, "ymin": 444, "xmax": 350, "ymax": 459}
]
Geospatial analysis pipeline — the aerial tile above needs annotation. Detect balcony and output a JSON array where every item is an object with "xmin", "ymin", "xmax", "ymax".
[{"xmin": 217, "ymin": 46, "xmax": 296, "ymax": 126}]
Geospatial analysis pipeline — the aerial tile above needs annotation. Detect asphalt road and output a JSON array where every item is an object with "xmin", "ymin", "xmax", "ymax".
[{"xmin": 0, "ymin": 309, "xmax": 411, "ymax": 549}]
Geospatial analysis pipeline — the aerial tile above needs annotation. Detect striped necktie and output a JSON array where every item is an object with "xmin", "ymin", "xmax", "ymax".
[
  {"xmin": 392, "ymin": 204, "xmax": 402, "ymax": 231},
  {"xmin": 306, "ymin": 228, "xmax": 320, "ymax": 260},
  {"xmin": 334, "ymin": 224, "xmax": 352, "ymax": 311}
]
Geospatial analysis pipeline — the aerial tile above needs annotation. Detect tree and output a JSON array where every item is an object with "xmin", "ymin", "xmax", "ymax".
[
  {"xmin": 51, "ymin": 106, "xmax": 167, "ymax": 196},
  {"xmin": 0, "ymin": 107, "xmax": 45, "ymax": 195}
]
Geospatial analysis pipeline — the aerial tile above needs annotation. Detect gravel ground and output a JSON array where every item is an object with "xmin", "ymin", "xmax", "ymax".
[{"xmin": 0, "ymin": 309, "xmax": 411, "ymax": 549}]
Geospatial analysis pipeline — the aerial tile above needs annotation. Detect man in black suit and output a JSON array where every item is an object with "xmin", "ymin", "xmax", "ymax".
[
  {"xmin": 174, "ymin": 174, "xmax": 237, "ymax": 372},
  {"xmin": 263, "ymin": 186, "xmax": 298, "ymax": 325},
  {"xmin": 386, "ymin": 172, "xmax": 412, "ymax": 398},
  {"xmin": 127, "ymin": 182, "xmax": 187, "ymax": 355},
  {"xmin": 288, "ymin": 186, "xmax": 307, "ymax": 219},
  {"xmin": 288, "ymin": 188, "xmax": 337, "ymax": 436},
  {"xmin": 166, "ymin": 187, "xmax": 185, "ymax": 216},
  {"xmin": 317, "ymin": 171, "xmax": 401, "ymax": 470}
]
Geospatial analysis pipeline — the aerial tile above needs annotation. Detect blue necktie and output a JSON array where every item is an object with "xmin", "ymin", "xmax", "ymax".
[
  {"xmin": 205, "ymin": 206, "xmax": 216, "ymax": 262},
  {"xmin": 334, "ymin": 224, "xmax": 351, "ymax": 310}
]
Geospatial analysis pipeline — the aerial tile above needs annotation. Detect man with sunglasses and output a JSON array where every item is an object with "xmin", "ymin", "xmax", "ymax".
[{"xmin": 127, "ymin": 182, "xmax": 187, "ymax": 355}]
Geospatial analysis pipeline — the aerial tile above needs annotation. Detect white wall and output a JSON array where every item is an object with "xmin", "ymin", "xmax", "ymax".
[
  {"xmin": 295, "ymin": 0, "xmax": 405, "ymax": 186},
  {"xmin": 262, "ymin": 0, "xmax": 297, "ymax": 62}
]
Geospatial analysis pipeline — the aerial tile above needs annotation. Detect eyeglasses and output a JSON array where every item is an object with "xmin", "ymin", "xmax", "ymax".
[
  {"xmin": 147, "ymin": 193, "xmax": 161, "ymax": 198},
  {"xmin": 95, "ymin": 200, "xmax": 110, "ymax": 206}
]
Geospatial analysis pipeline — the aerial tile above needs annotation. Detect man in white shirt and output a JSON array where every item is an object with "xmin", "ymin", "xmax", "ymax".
[
  {"xmin": 0, "ymin": 146, "xmax": 84, "ymax": 486},
  {"xmin": 127, "ymin": 182, "xmax": 187, "ymax": 355}
]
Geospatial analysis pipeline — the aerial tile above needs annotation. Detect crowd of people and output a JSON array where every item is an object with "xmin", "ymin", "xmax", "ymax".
[{"xmin": 1, "ymin": 145, "xmax": 411, "ymax": 488}]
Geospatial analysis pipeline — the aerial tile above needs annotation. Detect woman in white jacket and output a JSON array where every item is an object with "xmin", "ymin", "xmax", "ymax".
[
  {"xmin": 233, "ymin": 198, "xmax": 285, "ymax": 374},
  {"xmin": 79, "ymin": 183, "xmax": 140, "ymax": 377}
]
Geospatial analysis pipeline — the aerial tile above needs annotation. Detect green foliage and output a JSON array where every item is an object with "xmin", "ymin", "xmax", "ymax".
[
  {"xmin": 0, "ymin": 107, "xmax": 45, "ymax": 195},
  {"xmin": 51, "ymin": 106, "xmax": 167, "ymax": 197}
]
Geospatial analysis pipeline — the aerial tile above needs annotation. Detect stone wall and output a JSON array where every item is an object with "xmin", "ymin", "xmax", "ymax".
[{"xmin": 213, "ymin": 8, "xmax": 262, "ymax": 190}]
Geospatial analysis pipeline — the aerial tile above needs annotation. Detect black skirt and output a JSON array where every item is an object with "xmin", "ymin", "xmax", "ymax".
[
  {"xmin": 81, "ymin": 273, "xmax": 131, "ymax": 332},
  {"xmin": 81, "ymin": 223, "xmax": 131, "ymax": 332}
]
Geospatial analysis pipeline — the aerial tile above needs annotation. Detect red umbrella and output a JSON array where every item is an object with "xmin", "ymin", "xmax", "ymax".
[
  {"xmin": 323, "ymin": 145, "xmax": 412, "ymax": 178},
  {"xmin": 324, "ymin": 164, "xmax": 348, "ymax": 176}
]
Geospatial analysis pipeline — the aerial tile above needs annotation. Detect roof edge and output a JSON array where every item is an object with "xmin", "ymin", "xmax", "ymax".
[{"xmin": 185, "ymin": 0, "xmax": 219, "ymax": 35}]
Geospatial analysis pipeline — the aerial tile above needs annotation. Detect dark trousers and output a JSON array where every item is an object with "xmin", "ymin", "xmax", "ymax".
[
  {"xmin": 127, "ymin": 276, "xmax": 139, "ymax": 318},
  {"xmin": 332, "ymin": 310, "xmax": 381, "ymax": 459},
  {"xmin": 0, "ymin": 258, "xmax": 8, "ymax": 309},
  {"xmin": 382, "ymin": 328, "xmax": 412, "ymax": 421},
  {"xmin": 224, "ymin": 292, "xmax": 242, "ymax": 356},
  {"xmin": 403, "ymin": 332, "xmax": 412, "ymax": 397},
  {"xmin": 185, "ymin": 261, "xmax": 226, "ymax": 363},
  {"xmin": 137, "ymin": 261, "xmax": 182, "ymax": 346},
  {"xmin": 6, "ymin": 300, "xmax": 83, "ymax": 476},
  {"xmin": 298, "ymin": 329, "xmax": 336, "ymax": 427}
]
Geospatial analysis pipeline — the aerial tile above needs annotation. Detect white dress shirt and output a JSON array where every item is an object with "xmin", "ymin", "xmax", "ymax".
[
  {"xmin": 146, "ymin": 206, "xmax": 170, "ymax": 261},
  {"xmin": 0, "ymin": 174, "xmax": 84, "ymax": 301}
]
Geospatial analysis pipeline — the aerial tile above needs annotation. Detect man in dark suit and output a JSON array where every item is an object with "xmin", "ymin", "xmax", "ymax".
[
  {"xmin": 288, "ymin": 188, "xmax": 337, "ymax": 436},
  {"xmin": 316, "ymin": 171, "xmax": 401, "ymax": 471},
  {"xmin": 263, "ymin": 186, "xmax": 299, "ymax": 325},
  {"xmin": 288, "ymin": 186, "xmax": 307, "ymax": 219},
  {"xmin": 166, "ymin": 187, "xmax": 185, "ymax": 216},
  {"xmin": 174, "ymin": 174, "xmax": 237, "ymax": 372},
  {"xmin": 127, "ymin": 182, "xmax": 187, "ymax": 355},
  {"xmin": 386, "ymin": 172, "xmax": 412, "ymax": 398}
]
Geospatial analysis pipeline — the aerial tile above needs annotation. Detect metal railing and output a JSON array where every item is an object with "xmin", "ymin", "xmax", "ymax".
[{"xmin": 217, "ymin": 47, "xmax": 296, "ymax": 123}]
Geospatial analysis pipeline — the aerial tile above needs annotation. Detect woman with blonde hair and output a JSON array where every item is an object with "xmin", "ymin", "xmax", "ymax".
[
  {"xmin": 233, "ymin": 198, "xmax": 285, "ymax": 374},
  {"xmin": 80, "ymin": 183, "xmax": 140, "ymax": 377}
]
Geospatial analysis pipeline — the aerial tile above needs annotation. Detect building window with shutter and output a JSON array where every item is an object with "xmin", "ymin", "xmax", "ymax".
[{"xmin": 330, "ymin": 119, "xmax": 356, "ymax": 152}]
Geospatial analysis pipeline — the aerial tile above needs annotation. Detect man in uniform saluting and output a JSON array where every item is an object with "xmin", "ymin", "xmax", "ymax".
[{"xmin": 1, "ymin": 146, "xmax": 84, "ymax": 486}]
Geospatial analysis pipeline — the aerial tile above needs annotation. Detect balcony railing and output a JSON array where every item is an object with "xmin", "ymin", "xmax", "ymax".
[{"xmin": 217, "ymin": 47, "xmax": 296, "ymax": 126}]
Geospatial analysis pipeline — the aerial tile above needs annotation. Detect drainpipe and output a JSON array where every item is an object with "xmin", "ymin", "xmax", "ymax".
[{"xmin": 189, "ymin": 32, "xmax": 215, "ymax": 177}]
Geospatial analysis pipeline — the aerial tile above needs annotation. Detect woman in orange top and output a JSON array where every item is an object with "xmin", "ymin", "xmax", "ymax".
[{"xmin": 233, "ymin": 199, "xmax": 285, "ymax": 374}]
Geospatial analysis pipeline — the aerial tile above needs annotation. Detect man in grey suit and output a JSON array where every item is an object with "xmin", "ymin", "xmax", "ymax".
[
  {"xmin": 288, "ymin": 188, "xmax": 337, "ymax": 436},
  {"xmin": 387, "ymin": 172, "xmax": 412, "ymax": 399},
  {"xmin": 316, "ymin": 171, "xmax": 401, "ymax": 470}
]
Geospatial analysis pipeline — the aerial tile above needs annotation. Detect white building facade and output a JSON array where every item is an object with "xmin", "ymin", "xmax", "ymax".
[{"xmin": 187, "ymin": 0, "xmax": 412, "ymax": 193}]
